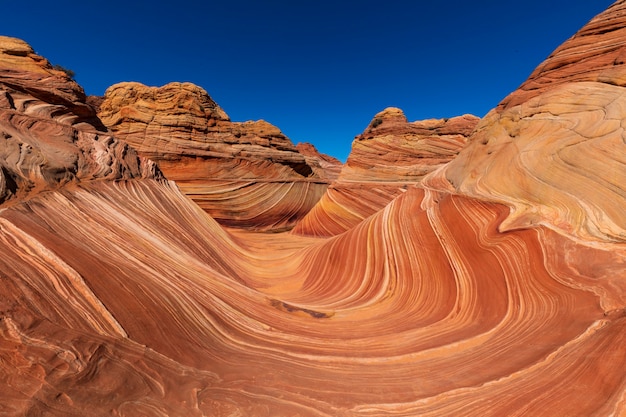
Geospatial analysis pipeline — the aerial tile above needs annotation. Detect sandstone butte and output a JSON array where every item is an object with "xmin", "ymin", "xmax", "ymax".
[
  {"xmin": 96, "ymin": 81, "xmax": 341, "ymax": 231},
  {"xmin": 0, "ymin": 0, "xmax": 625, "ymax": 415},
  {"xmin": 292, "ymin": 107, "xmax": 479, "ymax": 236}
]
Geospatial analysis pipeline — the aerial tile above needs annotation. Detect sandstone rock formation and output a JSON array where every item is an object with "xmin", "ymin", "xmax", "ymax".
[
  {"xmin": 427, "ymin": 0, "xmax": 626, "ymax": 244},
  {"xmin": 4, "ymin": 179, "xmax": 624, "ymax": 416},
  {"xmin": 0, "ymin": 36, "xmax": 160, "ymax": 207},
  {"xmin": 97, "ymin": 82, "xmax": 340, "ymax": 231},
  {"xmin": 296, "ymin": 141, "xmax": 342, "ymax": 179},
  {"xmin": 293, "ymin": 107, "xmax": 479, "ymax": 236},
  {"xmin": 2, "ymin": 1, "xmax": 626, "ymax": 414}
]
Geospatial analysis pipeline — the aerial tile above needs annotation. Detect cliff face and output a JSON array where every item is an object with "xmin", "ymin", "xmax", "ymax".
[
  {"xmin": 97, "ymin": 81, "xmax": 340, "ymax": 231},
  {"xmin": 292, "ymin": 108, "xmax": 479, "ymax": 236},
  {"xmin": 2, "ymin": 1, "xmax": 626, "ymax": 414}
]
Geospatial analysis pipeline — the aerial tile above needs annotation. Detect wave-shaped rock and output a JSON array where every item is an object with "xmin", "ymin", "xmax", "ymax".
[
  {"xmin": 428, "ymin": 1, "xmax": 626, "ymax": 243},
  {"xmin": 293, "ymin": 108, "xmax": 478, "ymax": 236},
  {"xmin": 2, "ymin": 1, "xmax": 626, "ymax": 414},
  {"xmin": 1, "ymin": 180, "xmax": 624, "ymax": 415},
  {"xmin": 97, "ymin": 81, "xmax": 340, "ymax": 231}
]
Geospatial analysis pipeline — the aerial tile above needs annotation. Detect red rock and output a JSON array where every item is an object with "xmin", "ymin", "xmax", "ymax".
[
  {"xmin": 2, "ymin": 2, "xmax": 626, "ymax": 413},
  {"xmin": 1, "ymin": 181, "xmax": 622, "ymax": 415},
  {"xmin": 293, "ymin": 108, "xmax": 479, "ymax": 236},
  {"xmin": 295, "ymin": 142, "xmax": 342, "ymax": 180},
  {"xmin": 0, "ymin": 36, "xmax": 160, "ymax": 207},
  {"xmin": 345, "ymin": 108, "xmax": 478, "ymax": 181},
  {"xmin": 0, "ymin": 36, "xmax": 106, "ymax": 131},
  {"xmin": 499, "ymin": 1, "xmax": 626, "ymax": 110},
  {"xmin": 97, "ymin": 81, "xmax": 339, "ymax": 231}
]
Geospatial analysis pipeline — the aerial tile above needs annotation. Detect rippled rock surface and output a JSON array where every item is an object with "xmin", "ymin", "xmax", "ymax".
[{"xmin": 2, "ymin": 1, "xmax": 626, "ymax": 415}]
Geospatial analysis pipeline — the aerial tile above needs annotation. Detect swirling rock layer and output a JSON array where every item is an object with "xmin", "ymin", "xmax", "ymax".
[
  {"xmin": 0, "ymin": 36, "xmax": 160, "ymax": 207},
  {"xmin": 1, "ymin": 181, "xmax": 624, "ymax": 416},
  {"xmin": 432, "ymin": 0, "xmax": 626, "ymax": 243},
  {"xmin": 3, "ymin": 1, "xmax": 626, "ymax": 414},
  {"xmin": 97, "ymin": 82, "xmax": 340, "ymax": 231},
  {"xmin": 293, "ymin": 108, "xmax": 478, "ymax": 236}
]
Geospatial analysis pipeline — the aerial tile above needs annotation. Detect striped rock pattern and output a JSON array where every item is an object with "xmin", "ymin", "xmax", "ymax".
[
  {"xmin": 0, "ymin": 37, "xmax": 105, "ymax": 131},
  {"xmin": 293, "ymin": 108, "xmax": 478, "ymax": 236},
  {"xmin": 2, "ymin": 1, "xmax": 626, "ymax": 415},
  {"xmin": 1, "ymin": 181, "xmax": 624, "ymax": 416},
  {"xmin": 434, "ymin": 1, "xmax": 626, "ymax": 243},
  {"xmin": 97, "ymin": 82, "xmax": 340, "ymax": 231},
  {"xmin": 0, "ymin": 36, "xmax": 160, "ymax": 207}
]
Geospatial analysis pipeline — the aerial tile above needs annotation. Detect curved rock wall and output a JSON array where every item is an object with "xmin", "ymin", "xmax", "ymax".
[{"xmin": 432, "ymin": 1, "xmax": 626, "ymax": 243}]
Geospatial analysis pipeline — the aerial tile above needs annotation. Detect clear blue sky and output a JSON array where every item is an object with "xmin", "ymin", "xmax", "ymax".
[{"xmin": 2, "ymin": 1, "xmax": 615, "ymax": 161}]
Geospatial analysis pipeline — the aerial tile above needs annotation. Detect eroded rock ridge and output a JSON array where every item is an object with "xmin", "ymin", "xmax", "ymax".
[
  {"xmin": 0, "ymin": 36, "xmax": 160, "ymax": 207},
  {"xmin": 293, "ymin": 107, "xmax": 479, "ymax": 236}
]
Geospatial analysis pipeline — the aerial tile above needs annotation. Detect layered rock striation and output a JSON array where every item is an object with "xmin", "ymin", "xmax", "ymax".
[
  {"xmin": 0, "ymin": 36, "xmax": 160, "ymax": 207},
  {"xmin": 343, "ymin": 108, "xmax": 478, "ymax": 182},
  {"xmin": 499, "ymin": 0, "xmax": 626, "ymax": 110},
  {"xmin": 97, "ymin": 82, "xmax": 340, "ymax": 231},
  {"xmin": 293, "ymin": 107, "xmax": 479, "ymax": 236},
  {"xmin": 3, "ymin": 179, "xmax": 624, "ymax": 416},
  {"xmin": 2, "ymin": 1, "xmax": 626, "ymax": 415},
  {"xmin": 427, "ymin": 0, "xmax": 626, "ymax": 244}
]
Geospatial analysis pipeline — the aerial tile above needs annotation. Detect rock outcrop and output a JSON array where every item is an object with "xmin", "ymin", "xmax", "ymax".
[
  {"xmin": 344, "ymin": 108, "xmax": 478, "ymax": 182},
  {"xmin": 296, "ymin": 141, "xmax": 342, "ymax": 179},
  {"xmin": 293, "ymin": 108, "xmax": 479, "ymax": 236},
  {"xmin": 427, "ymin": 0, "xmax": 626, "ymax": 244},
  {"xmin": 499, "ymin": 0, "xmax": 626, "ymax": 110},
  {"xmin": 2, "ymin": 1, "xmax": 626, "ymax": 415},
  {"xmin": 97, "ymin": 82, "xmax": 340, "ymax": 230},
  {"xmin": 0, "ymin": 36, "xmax": 160, "ymax": 207}
]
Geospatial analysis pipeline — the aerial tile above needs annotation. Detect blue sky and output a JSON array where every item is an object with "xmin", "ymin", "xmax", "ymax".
[{"xmin": 2, "ymin": 1, "xmax": 615, "ymax": 161}]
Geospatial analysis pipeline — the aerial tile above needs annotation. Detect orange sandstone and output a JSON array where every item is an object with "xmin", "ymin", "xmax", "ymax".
[
  {"xmin": 1, "ymin": 1, "xmax": 626, "ymax": 414},
  {"xmin": 293, "ymin": 108, "xmax": 478, "ymax": 236},
  {"xmin": 429, "ymin": 1, "xmax": 626, "ymax": 244},
  {"xmin": 97, "ymin": 82, "xmax": 340, "ymax": 231}
]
